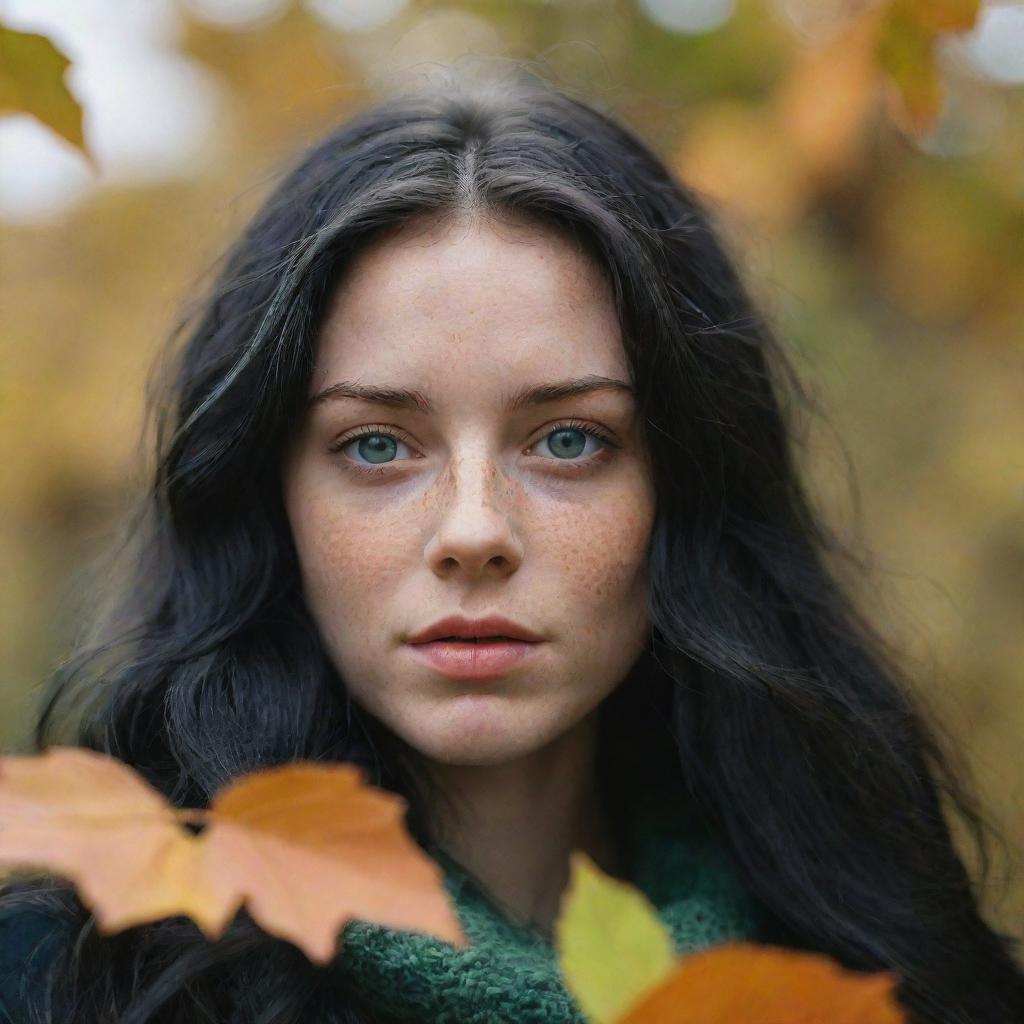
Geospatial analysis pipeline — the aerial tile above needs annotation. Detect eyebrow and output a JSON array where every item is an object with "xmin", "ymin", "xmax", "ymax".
[{"xmin": 307, "ymin": 374, "xmax": 634, "ymax": 413}]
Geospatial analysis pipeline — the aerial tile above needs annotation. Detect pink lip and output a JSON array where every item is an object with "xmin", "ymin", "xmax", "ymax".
[
  {"xmin": 406, "ymin": 639, "xmax": 540, "ymax": 680},
  {"xmin": 406, "ymin": 613, "xmax": 543, "ymax": 645}
]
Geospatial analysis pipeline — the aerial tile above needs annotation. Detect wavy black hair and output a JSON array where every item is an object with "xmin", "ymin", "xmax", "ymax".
[{"xmin": 2, "ymin": 69, "xmax": 1022, "ymax": 1024}]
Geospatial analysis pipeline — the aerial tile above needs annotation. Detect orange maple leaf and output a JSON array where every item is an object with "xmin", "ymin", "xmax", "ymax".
[
  {"xmin": 616, "ymin": 942, "xmax": 905, "ymax": 1024},
  {"xmin": 0, "ymin": 747, "xmax": 468, "ymax": 963}
]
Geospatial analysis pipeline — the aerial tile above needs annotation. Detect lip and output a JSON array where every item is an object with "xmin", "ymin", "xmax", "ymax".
[
  {"xmin": 406, "ymin": 614, "xmax": 544, "ymax": 645},
  {"xmin": 406, "ymin": 638, "xmax": 541, "ymax": 680}
]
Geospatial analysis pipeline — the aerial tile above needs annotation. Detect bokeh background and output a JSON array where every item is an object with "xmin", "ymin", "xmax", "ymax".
[{"xmin": 2, "ymin": 0, "xmax": 1022, "ymax": 941}]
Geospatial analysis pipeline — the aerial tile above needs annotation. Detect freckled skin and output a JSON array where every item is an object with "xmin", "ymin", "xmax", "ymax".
[{"xmin": 280, "ymin": 211, "xmax": 656, "ymax": 770}]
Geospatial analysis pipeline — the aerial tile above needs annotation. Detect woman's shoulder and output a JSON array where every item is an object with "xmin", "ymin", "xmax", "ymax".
[{"xmin": 0, "ymin": 904, "xmax": 69, "ymax": 1022}]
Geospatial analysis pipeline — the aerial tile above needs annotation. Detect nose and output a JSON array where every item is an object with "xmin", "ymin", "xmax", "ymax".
[{"xmin": 423, "ymin": 449, "xmax": 524, "ymax": 580}]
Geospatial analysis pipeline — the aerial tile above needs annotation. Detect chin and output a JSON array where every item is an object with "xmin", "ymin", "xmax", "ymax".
[
  {"xmin": 416, "ymin": 732, "xmax": 536, "ymax": 768},
  {"xmin": 409, "ymin": 707, "xmax": 555, "ymax": 768}
]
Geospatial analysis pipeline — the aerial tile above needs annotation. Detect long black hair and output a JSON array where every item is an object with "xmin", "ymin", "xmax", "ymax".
[{"xmin": 3, "ymin": 69, "xmax": 1022, "ymax": 1024}]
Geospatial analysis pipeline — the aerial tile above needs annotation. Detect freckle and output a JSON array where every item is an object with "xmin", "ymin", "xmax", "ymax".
[{"xmin": 573, "ymin": 554, "xmax": 608, "ymax": 597}]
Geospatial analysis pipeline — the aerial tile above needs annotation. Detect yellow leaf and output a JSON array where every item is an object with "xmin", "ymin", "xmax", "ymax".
[
  {"xmin": 0, "ymin": 23, "xmax": 89, "ymax": 159},
  {"xmin": 555, "ymin": 851, "xmax": 677, "ymax": 1024},
  {"xmin": 898, "ymin": 0, "xmax": 981, "ymax": 34},
  {"xmin": 0, "ymin": 747, "xmax": 469, "ymax": 964},
  {"xmin": 875, "ymin": 3, "xmax": 943, "ymax": 137}
]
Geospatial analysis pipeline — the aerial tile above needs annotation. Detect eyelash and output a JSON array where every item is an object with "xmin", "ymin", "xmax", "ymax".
[{"xmin": 328, "ymin": 418, "xmax": 620, "ymax": 479}]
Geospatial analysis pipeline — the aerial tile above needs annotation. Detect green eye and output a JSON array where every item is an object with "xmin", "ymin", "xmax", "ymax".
[
  {"xmin": 330, "ymin": 427, "xmax": 415, "ymax": 475},
  {"xmin": 543, "ymin": 427, "xmax": 589, "ymax": 460},
  {"xmin": 331, "ymin": 419, "xmax": 619, "ymax": 478},
  {"xmin": 355, "ymin": 434, "xmax": 399, "ymax": 464}
]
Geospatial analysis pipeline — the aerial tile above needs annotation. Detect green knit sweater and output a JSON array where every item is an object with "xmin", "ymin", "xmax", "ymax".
[
  {"xmin": 0, "ymin": 789, "xmax": 766, "ymax": 1024},
  {"xmin": 333, "ymin": 787, "xmax": 764, "ymax": 1024}
]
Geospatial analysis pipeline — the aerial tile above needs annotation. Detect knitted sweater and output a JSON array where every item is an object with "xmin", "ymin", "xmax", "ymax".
[
  {"xmin": 0, "ymin": 788, "xmax": 768, "ymax": 1023},
  {"xmin": 334, "ymin": 786, "xmax": 765, "ymax": 1023}
]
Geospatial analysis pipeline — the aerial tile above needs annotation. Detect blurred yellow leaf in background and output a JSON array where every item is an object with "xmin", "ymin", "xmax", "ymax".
[
  {"xmin": 876, "ymin": 0, "xmax": 982, "ymax": 136},
  {"xmin": 0, "ymin": 22, "xmax": 89, "ymax": 160}
]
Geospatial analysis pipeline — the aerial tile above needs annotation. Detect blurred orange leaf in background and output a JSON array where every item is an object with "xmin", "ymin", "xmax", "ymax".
[
  {"xmin": 0, "ymin": 747, "xmax": 468, "ymax": 963},
  {"xmin": 775, "ymin": 4, "xmax": 886, "ymax": 187},
  {"xmin": 680, "ymin": 0, "xmax": 984, "ymax": 230}
]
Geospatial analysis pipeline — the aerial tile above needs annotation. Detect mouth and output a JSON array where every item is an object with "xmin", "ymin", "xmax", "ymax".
[
  {"xmin": 406, "ymin": 615, "xmax": 544, "ymax": 646},
  {"xmin": 405, "ymin": 635, "xmax": 541, "ymax": 679},
  {"xmin": 429, "ymin": 636, "xmax": 526, "ymax": 644}
]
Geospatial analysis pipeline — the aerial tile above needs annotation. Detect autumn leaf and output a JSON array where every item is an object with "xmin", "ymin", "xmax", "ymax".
[
  {"xmin": 554, "ymin": 852, "xmax": 906, "ymax": 1024},
  {"xmin": 199, "ymin": 761, "xmax": 469, "ymax": 961},
  {"xmin": 555, "ymin": 851, "xmax": 678, "ymax": 1024},
  {"xmin": 778, "ymin": 0, "xmax": 983, "ymax": 167},
  {"xmin": 0, "ymin": 22, "xmax": 90, "ymax": 160},
  {"xmin": 897, "ymin": 0, "xmax": 981, "ymax": 34},
  {"xmin": 875, "ymin": 0, "xmax": 982, "ymax": 137},
  {"xmin": 875, "ymin": 3, "xmax": 944, "ymax": 136},
  {"xmin": 617, "ymin": 943, "xmax": 905, "ymax": 1024},
  {"xmin": 684, "ymin": 0, "xmax": 987, "ymax": 231},
  {"xmin": 0, "ymin": 747, "xmax": 468, "ymax": 964},
  {"xmin": 775, "ymin": 4, "xmax": 886, "ymax": 187}
]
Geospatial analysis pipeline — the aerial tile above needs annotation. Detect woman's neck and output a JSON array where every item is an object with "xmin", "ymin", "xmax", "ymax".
[{"xmin": 420, "ymin": 709, "xmax": 626, "ymax": 938}]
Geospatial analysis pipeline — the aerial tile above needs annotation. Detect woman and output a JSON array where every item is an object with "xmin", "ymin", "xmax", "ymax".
[{"xmin": 1, "ymin": 71, "xmax": 1022, "ymax": 1024}]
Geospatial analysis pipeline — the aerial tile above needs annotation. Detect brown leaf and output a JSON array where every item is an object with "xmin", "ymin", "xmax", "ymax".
[
  {"xmin": 617, "ymin": 942, "xmax": 906, "ymax": 1024},
  {"xmin": 0, "ymin": 23, "xmax": 90, "ymax": 160},
  {"xmin": 0, "ymin": 747, "xmax": 468, "ymax": 964}
]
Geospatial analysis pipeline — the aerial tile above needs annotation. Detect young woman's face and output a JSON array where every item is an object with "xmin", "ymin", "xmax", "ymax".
[{"xmin": 281, "ymin": 211, "xmax": 656, "ymax": 768}]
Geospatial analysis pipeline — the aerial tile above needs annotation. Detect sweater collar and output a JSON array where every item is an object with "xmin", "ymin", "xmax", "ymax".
[{"xmin": 334, "ymin": 788, "xmax": 761, "ymax": 1024}]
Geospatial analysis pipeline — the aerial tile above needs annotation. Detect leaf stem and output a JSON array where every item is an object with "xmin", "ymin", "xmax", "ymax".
[{"xmin": 173, "ymin": 807, "xmax": 212, "ymax": 829}]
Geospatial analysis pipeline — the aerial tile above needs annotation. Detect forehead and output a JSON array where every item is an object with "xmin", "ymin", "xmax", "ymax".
[{"xmin": 310, "ymin": 212, "xmax": 628, "ymax": 399}]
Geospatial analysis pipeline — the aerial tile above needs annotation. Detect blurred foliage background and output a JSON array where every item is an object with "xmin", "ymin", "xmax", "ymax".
[{"xmin": 1, "ymin": 0, "xmax": 1022, "ymax": 941}]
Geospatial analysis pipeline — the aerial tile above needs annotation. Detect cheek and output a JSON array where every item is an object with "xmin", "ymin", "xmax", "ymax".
[
  {"xmin": 286, "ymin": 484, "xmax": 413, "ymax": 611},
  {"xmin": 311, "ymin": 515, "xmax": 388, "ymax": 591},
  {"xmin": 551, "ymin": 492, "xmax": 652, "ymax": 615}
]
